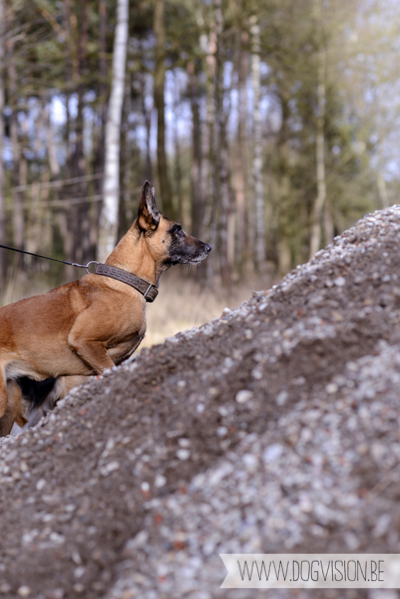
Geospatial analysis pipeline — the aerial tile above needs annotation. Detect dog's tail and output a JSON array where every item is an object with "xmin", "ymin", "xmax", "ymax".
[{"xmin": 16, "ymin": 377, "xmax": 58, "ymax": 409}]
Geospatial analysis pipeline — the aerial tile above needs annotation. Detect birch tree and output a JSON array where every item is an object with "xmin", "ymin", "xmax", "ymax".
[
  {"xmin": 309, "ymin": 7, "xmax": 327, "ymax": 259},
  {"xmin": 154, "ymin": 0, "xmax": 173, "ymax": 216},
  {"xmin": 98, "ymin": 0, "xmax": 129, "ymax": 261}
]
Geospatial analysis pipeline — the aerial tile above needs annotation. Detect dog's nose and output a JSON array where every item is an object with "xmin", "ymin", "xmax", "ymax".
[{"xmin": 205, "ymin": 244, "xmax": 212, "ymax": 253}]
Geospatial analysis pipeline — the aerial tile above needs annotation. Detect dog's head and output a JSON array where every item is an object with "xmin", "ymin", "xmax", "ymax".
[{"xmin": 136, "ymin": 181, "xmax": 212, "ymax": 267}]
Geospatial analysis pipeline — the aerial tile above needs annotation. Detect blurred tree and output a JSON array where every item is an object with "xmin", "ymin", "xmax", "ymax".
[
  {"xmin": 154, "ymin": 0, "xmax": 173, "ymax": 216},
  {"xmin": 98, "ymin": 0, "xmax": 129, "ymax": 261}
]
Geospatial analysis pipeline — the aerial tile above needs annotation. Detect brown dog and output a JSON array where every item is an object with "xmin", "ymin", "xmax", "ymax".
[{"xmin": 0, "ymin": 182, "xmax": 211, "ymax": 436}]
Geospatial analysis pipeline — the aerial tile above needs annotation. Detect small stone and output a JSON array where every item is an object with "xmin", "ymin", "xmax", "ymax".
[
  {"xmin": 100, "ymin": 461, "xmax": 120, "ymax": 476},
  {"xmin": 176, "ymin": 449, "xmax": 190, "ymax": 460},
  {"xmin": 263, "ymin": 444, "xmax": 284, "ymax": 463},
  {"xmin": 141, "ymin": 481, "xmax": 150, "ymax": 493},
  {"xmin": 217, "ymin": 426, "xmax": 228, "ymax": 437},
  {"xmin": 334, "ymin": 276, "xmax": 346, "ymax": 286},
  {"xmin": 178, "ymin": 438, "xmax": 191, "ymax": 448},
  {"xmin": 0, "ymin": 584, "xmax": 11, "ymax": 594},
  {"xmin": 71, "ymin": 551, "xmax": 82, "ymax": 565},
  {"xmin": 17, "ymin": 587, "xmax": 31, "ymax": 598},
  {"xmin": 36, "ymin": 479, "xmax": 46, "ymax": 491},
  {"xmin": 326, "ymin": 383, "xmax": 338, "ymax": 394},
  {"xmin": 73, "ymin": 584, "xmax": 84, "ymax": 593},
  {"xmin": 243, "ymin": 453, "xmax": 258, "ymax": 472},
  {"xmin": 276, "ymin": 391, "xmax": 288, "ymax": 406},
  {"xmin": 245, "ymin": 329, "xmax": 253, "ymax": 340},
  {"xmin": 74, "ymin": 567, "xmax": 85, "ymax": 579},
  {"xmin": 155, "ymin": 474, "xmax": 167, "ymax": 488},
  {"xmin": 331, "ymin": 311, "xmax": 343, "ymax": 322},
  {"xmin": 251, "ymin": 368, "xmax": 263, "ymax": 380},
  {"xmin": 235, "ymin": 390, "xmax": 253, "ymax": 404},
  {"xmin": 177, "ymin": 380, "xmax": 186, "ymax": 389}
]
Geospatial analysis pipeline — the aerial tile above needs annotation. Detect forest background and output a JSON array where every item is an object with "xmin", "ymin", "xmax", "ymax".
[{"xmin": 0, "ymin": 0, "xmax": 398, "ymax": 344}]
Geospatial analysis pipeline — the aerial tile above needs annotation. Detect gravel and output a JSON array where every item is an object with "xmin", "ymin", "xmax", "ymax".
[{"xmin": 1, "ymin": 207, "xmax": 400, "ymax": 598}]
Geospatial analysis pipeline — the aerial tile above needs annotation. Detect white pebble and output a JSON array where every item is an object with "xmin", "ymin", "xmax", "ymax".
[
  {"xmin": 334, "ymin": 276, "xmax": 346, "ymax": 286},
  {"xmin": 236, "ymin": 390, "xmax": 253, "ymax": 404},
  {"xmin": 155, "ymin": 474, "xmax": 167, "ymax": 488},
  {"xmin": 178, "ymin": 438, "xmax": 191, "ymax": 448},
  {"xmin": 263, "ymin": 444, "xmax": 284, "ymax": 463},
  {"xmin": 326, "ymin": 383, "xmax": 338, "ymax": 394},
  {"xmin": 176, "ymin": 449, "xmax": 190, "ymax": 460},
  {"xmin": 217, "ymin": 427, "xmax": 228, "ymax": 437},
  {"xmin": 276, "ymin": 391, "xmax": 288, "ymax": 406}
]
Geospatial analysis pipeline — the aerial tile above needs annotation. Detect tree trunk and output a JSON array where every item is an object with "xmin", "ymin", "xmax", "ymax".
[
  {"xmin": 277, "ymin": 90, "xmax": 291, "ymax": 274},
  {"xmin": 94, "ymin": 0, "xmax": 108, "ymax": 246},
  {"xmin": 173, "ymin": 72, "xmax": 183, "ymax": 224},
  {"xmin": 195, "ymin": 0, "xmax": 217, "ymax": 285},
  {"xmin": 309, "ymin": 45, "xmax": 327, "ymax": 259},
  {"xmin": 0, "ymin": 0, "xmax": 5, "ymax": 286},
  {"xmin": 140, "ymin": 42, "xmax": 153, "ymax": 183},
  {"xmin": 250, "ymin": 14, "xmax": 266, "ymax": 271},
  {"xmin": 98, "ymin": 0, "xmax": 107, "ymax": 169},
  {"xmin": 214, "ymin": 0, "xmax": 231, "ymax": 288},
  {"xmin": 118, "ymin": 68, "xmax": 130, "ymax": 240},
  {"xmin": 235, "ymin": 29, "xmax": 249, "ymax": 271},
  {"xmin": 75, "ymin": 0, "xmax": 90, "ymax": 264},
  {"xmin": 98, "ymin": 0, "xmax": 128, "ymax": 261},
  {"xmin": 7, "ymin": 32, "xmax": 24, "ymax": 253},
  {"xmin": 153, "ymin": 0, "xmax": 173, "ymax": 216},
  {"xmin": 187, "ymin": 59, "xmax": 203, "ymax": 239},
  {"xmin": 44, "ymin": 101, "xmax": 60, "ymax": 178}
]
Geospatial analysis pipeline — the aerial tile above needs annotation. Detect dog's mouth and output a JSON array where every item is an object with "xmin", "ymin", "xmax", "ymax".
[
  {"xmin": 179, "ymin": 251, "xmax": 211, "ymax": 265},
  {"xmin": 164, "ymin": 242, "xmax": 212, "ymax": 267}
]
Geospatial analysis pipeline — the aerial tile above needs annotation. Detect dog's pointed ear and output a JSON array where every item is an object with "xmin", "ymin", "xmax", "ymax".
[{"xmin": 137, "ymin": 181, "xmax": 160, "ymax": 232}]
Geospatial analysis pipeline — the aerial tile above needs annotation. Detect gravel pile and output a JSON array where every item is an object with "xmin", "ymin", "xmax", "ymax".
[{"xmin": 1, "ymin": 207, "xmax": 400, "ymax": 599}]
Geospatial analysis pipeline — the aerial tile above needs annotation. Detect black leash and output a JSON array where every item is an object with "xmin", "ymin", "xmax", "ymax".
[{"xmin": 0, "ymin": 243, "xmax": 97, "ymax": 272}]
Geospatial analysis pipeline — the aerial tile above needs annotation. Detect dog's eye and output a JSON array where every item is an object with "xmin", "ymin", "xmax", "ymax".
[{"xmin": 169, "ymin": 224, "xmax": 183, "ymax": 236}]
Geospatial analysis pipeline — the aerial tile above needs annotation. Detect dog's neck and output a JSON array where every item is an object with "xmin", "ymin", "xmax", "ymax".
[{"xmin": 104, "ymin": 223, "xmax": 166, "ymax": 287}]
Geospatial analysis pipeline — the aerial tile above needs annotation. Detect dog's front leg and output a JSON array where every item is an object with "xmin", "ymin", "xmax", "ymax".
[
  {"xmin": 68, "ymin": 315, "xmax": 116, "ymax": 375},
  {"xmin": 68, "ymin": 336, "xmax": 115, "ymax": 375}
]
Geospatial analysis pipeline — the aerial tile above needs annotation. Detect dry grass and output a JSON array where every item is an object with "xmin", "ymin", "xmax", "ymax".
[{"xmin": 142, "ymin": 269, "xmax": 265, "ymax": 349}]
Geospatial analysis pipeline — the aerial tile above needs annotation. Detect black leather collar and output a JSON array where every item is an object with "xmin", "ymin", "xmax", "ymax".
[{"xmin": 93, "ymin": 263, "xmax": 158, "ymax": 302}]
